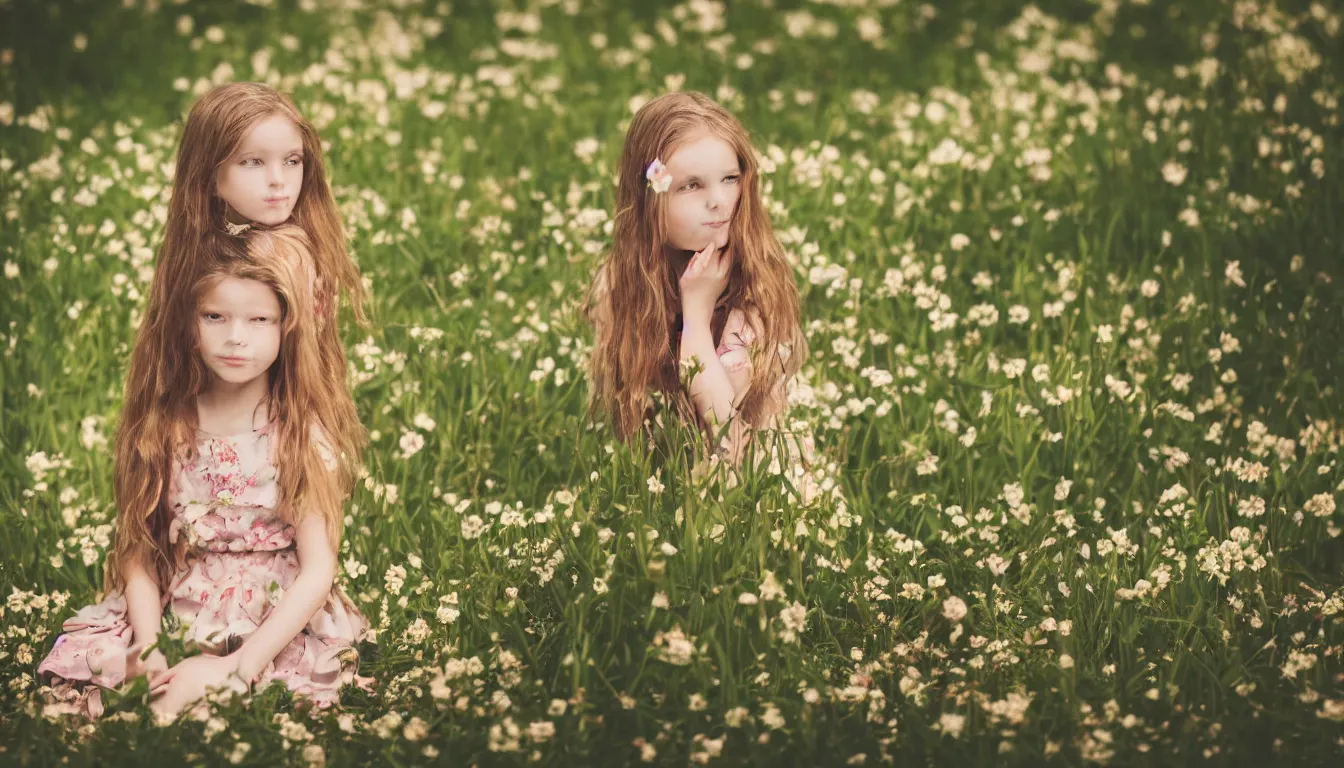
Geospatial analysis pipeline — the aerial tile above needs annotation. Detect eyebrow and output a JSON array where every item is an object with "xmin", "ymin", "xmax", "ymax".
[
  {"xmin": 237, "ymin": 146, "xmax": 304, "ymax": 156},
  {"xmin": 199, "ymin": 306, "xmax": 277, "ymax": 318},
  {"xmin": 681, "ymin": 169, "xmax": 742, "ymax": 182}
]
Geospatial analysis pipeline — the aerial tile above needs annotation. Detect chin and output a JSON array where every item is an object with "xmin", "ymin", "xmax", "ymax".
[
  {"xmin": 671, "ymin": 238, "xmax": 719, "ymax": 252},
  {"xmin": 251, "ymin": 209, "xmax": 293, "ymax": 226},
  {"xmin": 209, "ymin": 368, "xmax": 258, "ymax": 385}
]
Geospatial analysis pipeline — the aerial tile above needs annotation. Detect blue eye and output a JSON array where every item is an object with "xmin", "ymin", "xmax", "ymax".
[
  {"xmin": 240, "ymin": 158, "xmax": 261, "ymax": 167},
  {"xmin": 724, "ymin": 175, "xmax": 740, "ymax": 184}
]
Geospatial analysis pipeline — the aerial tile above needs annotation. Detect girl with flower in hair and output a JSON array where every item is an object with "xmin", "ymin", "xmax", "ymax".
[
  {"xmin": 586, "ymin": 92, "xmax": 823, "ymax": 498},
  {"xmin": 37, "ymin": 226, "xmax": 372, "ymax": 720}
]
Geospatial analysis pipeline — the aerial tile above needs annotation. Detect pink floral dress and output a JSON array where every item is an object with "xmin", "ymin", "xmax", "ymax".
[{"xmin": 36, "ymin": 423, "xmax": 372, "ymax": 718}]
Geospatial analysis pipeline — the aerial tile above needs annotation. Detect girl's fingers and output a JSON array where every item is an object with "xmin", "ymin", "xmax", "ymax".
[
  {"xmin": 706, "ymin": 243, "xmax": 724, "ymax": 270},
  {"xmin": 683, "ymin": 242, "xmax": 723, "ymax": 285},
  {"xmin": 699, "ymin": 242, "xmax": 716, "ymax": 265},
  {"xmin": 687, "ymin": 243, "xmax": 712, "ymax": 278},
  {"xmin": 710, "ymin": 248, "xmax": 728, "ymax": 277}
]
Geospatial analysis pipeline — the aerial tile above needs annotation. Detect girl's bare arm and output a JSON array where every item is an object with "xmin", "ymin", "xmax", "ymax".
[
  {"xmin": 121, "ymin": 558, "xmax": 164, "ymax": 647},
  {"xmin": 678, "ymin": 321, "xmax": 742, "ymax": 428},
  {"xmin": 231, "ymin": 513, "xmax": 338, "ymax": 681},
  {"xmin": 681, "ymin": 308, "xmax": 765, "ymax": 462}
]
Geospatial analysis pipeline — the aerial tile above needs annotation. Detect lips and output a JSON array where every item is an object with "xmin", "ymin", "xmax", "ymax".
[
  {"xmin": 706, "ymin": 220, "xmax": 730, "ymax": 228},
  {"xmin": 264, "ymin": 196, "xmax": 290, "ymax": 205},
  {"xmin": 219, "ymin": 356, "xmax": 249, "ymax": 366}
]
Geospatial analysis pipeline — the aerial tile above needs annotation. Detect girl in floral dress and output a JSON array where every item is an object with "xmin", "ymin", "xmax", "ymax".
[
  {"xmin": 585, "ymin": 91, "xmax": 833, "ymax": 503},
  {"xmin": 128, "ymin": 82, "xmax": 367, "ymax": 530},
  {"xmin": 37, "ymin": 225, "xmax": 372, "ymax": 720}
]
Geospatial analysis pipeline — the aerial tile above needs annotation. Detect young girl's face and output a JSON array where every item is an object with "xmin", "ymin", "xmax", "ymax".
[
  {"xmin": 197, "ymin": 277, "xmax": 283, "ymax": 387},
  {"xmin": 216, "ymin": 114, "xmax": 304, "ymax": 226},
  {"xmin": 662, "ymin": 131, "xmax": 742, "ymax": 253}
]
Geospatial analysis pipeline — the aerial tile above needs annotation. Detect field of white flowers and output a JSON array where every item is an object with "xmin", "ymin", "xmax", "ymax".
[{"xmin": 2, "ymin": 0, "xmax": 1343, "ymax": 764}]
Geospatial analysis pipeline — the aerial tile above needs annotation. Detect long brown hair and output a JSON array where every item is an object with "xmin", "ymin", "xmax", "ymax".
[
  {"xmin": 107, "ymin": 226, "xmax": 363, "ymax": 593},
  {"xmin": 586, "ymin": 91, "xmax": 807, "ymax": 442},
  {"xmin": 149, "ymin": 82, "xmax": 365, "ymax": 334},
  {"xmin": 108, "ymin": 83, "xmax": 366, "ymax": 592}
]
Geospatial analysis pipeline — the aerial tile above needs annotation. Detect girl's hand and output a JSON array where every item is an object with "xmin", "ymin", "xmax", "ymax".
[
  {"xmin": 149, "ymin": 654, "xmax": 249, "ymax": 720},
  {"xmin": 678, "ymin": 241, "xmax": 730, "ymax": 322},
  {"xmin": 125, "ymin": 643, "xmax": 169, "ymax": 686}
]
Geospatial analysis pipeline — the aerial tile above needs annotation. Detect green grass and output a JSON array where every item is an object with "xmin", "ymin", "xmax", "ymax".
[{"xmin": 3, "ymin": 0, "xmax": 1344, "ymax": 764}]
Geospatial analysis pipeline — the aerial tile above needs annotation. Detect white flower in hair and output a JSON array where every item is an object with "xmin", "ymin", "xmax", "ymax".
[{"xmin": 645, "ymin": 158, "xmax": 672, "ymax": 194}]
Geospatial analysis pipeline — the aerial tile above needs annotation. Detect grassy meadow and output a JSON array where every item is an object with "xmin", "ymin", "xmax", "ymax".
[{"xmin": 2, "ymin": 0, "xmax": 1344, "ymax": 764}]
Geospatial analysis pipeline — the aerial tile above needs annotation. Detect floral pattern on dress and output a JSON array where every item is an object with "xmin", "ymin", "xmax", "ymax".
[
  {"xmin": 715, "ymin": 308, "xmax": 758, "ymax": 374},
  {"xmin": 35, "ymin": 424, "xmax": 372, "ymax": 719}
]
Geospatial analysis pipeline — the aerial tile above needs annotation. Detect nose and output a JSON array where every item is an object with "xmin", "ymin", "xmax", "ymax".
[
  {"xmin": 266, "ymin": 161, "xmax": 285, "ymax": 187},
  {"xmin": 227, "ymin": 319, "xmax": 249, "ymax": 346}
]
